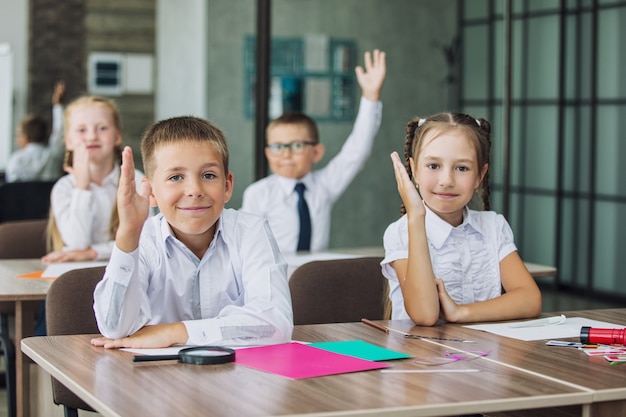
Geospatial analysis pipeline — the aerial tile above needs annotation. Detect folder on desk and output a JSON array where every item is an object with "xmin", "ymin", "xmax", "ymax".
[
  {"xmin": 309, "ymin": 340, "xmax": 412, "ymax": 361},
  {"xmin": 235, "ymin": 342, "xmax": 390, "ymax": 379}
]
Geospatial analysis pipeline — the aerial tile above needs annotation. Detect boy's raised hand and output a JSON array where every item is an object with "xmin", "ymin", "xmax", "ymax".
[
  {"xmin": 355, "ymin": 49, "xmax": 386, "ymax": 102},
  {"xmin": 116, "ymin": 146, "xmax": 152, "ymax": 253},
  {"xmin": 52, "ymin": 80, "xmax": 65, "ymax": 105}
]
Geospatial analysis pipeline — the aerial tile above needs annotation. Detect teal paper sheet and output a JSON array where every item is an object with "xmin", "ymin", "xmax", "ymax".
[{"xmin": 309, "ymin": 340, "xmax": 412, "ymax": 361}]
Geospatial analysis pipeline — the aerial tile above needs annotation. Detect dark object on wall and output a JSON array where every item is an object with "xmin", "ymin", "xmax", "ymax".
[{"xmin": 0, "ymin": 181, "xmax": 55, "ymax": 223}]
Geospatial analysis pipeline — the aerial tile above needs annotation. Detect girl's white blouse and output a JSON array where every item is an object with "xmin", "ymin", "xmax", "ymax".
[{"xmin": 381, "ymin": 206, "xmax": 517, "ymax": 320}]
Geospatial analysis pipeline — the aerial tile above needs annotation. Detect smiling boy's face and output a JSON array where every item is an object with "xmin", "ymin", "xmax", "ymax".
[{"xmin": 148, "ymin": 140, "xmax": 233, "ymax": 249}]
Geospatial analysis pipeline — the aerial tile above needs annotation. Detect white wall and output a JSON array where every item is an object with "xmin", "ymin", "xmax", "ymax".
[
  {"xmin": 156, "ymin": 0, "xmax": 208, "ymax": 120},
  {"xmin": 0, "ymin": 44, "xmax": 13, "ymax": 167},
  {"xmin": 0, "ymin": 0, "xmax": 28, "ymax": 169}
]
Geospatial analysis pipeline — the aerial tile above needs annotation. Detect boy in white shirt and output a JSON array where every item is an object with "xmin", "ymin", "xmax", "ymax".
[
  {"xmin": 91, "ymin": 116, "xmax": 293, "ymax": 348},
  {"xmin": 241, "ymin": 49, "xmax": 386, "ymax": 254},
  {"xmin": 6, "ymin": 81, "xmax": 65, "ymax": 182}
]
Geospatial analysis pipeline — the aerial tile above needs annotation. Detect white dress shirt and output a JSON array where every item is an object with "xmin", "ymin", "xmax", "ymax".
[
  {"xmin": 5, "ymin": 104, "xmax": 65, "ymax": 182},
  {"xmin": 241, "ymin": 97, "xmax": 382, "ymax": 254},
  {"xmin": 381, "ymin": 206, "xmax": 518, "ymax": 320},
  {"xmin": 93, "ymin": 209, "xmax": 294, "ymax": 346},
  {"xmin": 50, "ymin": 166, "xmax": 144, "ymax": 260}
]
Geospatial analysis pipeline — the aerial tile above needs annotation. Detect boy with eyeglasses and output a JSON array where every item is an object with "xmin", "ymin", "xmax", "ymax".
[{"xmin": 242, "ymin": 49, "xmax": 386, "ymax": 254}]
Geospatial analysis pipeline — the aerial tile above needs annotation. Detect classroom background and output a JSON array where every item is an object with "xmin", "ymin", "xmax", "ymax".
[{"xmin": 1, "ymin": 0, "xmax": 625, "ymax": 306}]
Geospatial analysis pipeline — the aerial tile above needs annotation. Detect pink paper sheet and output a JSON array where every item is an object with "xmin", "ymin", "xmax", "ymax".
[{"xmin": 235, "ymin": 342, "xmax": 390, "ymax": 379}]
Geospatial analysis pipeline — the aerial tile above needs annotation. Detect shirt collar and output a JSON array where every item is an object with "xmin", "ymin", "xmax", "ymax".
[
  {"xmin": 425, "ymin": 206, "xmax": 484, "ymax": 249},
  {"xmin": 102, "ymin": 164, "xmax": 121, "ymax": 186},
  {"xmin": 275, "ymin": 173, "xmax": 314, "ymax": 194},
  {"xmin": 160, "ymin": 212, "xmax": 225, "ymax": 258}
]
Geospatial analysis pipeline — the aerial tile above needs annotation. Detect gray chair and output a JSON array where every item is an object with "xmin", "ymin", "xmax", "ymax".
[
  {"xmin": 0, "ymin": 219, "xmax": 48, "ymax": 258},
  {"xmin": 46, "ymin": 266, "xmax": 105, "ymax": 417},
  {"xmin": 0, "ymin": 181, "xmax": 55, "ymax": 223},
  {"xmin": 0, "ymin": 219, "xmax": 48, "ymax": 417},
  {"xmin": 289, "ymin": 256, "xmax": 389, "ymax": 325}
]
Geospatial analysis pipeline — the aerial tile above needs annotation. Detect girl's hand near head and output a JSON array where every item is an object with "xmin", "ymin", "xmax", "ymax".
[
  {"xmin": 390, "ymin": 152, "xmax": 425, "ymax": 220},
  {"xmin": 115, "ymin": 146, "xmax": 152, "ymax": 253},
  {"xmin": 68, "ymin": 141, "xmax": 91, "ymax": 189}
]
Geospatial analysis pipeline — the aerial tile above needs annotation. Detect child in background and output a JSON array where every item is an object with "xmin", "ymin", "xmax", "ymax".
[
  {"xmin": 91, "ymin": 116, "xmax": 293, "ymax": 348},
  {"xmin": 242, "ymin": 49, "xmax": 386, "ymax": 254},
  {"xmin": 5, "ymin": 81, "xmax": 66, "ymax": 182},
  {"xmin": 42, "ymin": 95, "xmax": 144, "ymax": 263},
  {"xmin": 382, "ymin": 112, "xmax": 541, "ymax": 325}
]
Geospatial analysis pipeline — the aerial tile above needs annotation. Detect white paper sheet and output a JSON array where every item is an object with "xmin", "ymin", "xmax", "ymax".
[
  {"xmin": 42, "ymin": 261, "xmax": 108, "ymax": 278},
  {"xmin": 463, "ymin": 317, "xmax": 625, "ymax": 341}
]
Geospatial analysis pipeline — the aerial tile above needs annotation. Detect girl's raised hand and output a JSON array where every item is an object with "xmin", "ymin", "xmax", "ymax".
[
  {"xmin": 390, "ymin": 151, "xmax": 425, "ymax": 218},
  {"xmin": 115, "ymin": 146, "xmax": 151, "ymax": 253},
  {"xmin": 69, "ymin": 141, "xmax": 91, "ymax": 189}
]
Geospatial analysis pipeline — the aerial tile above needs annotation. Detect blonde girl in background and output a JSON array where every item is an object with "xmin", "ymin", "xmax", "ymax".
[
  {"xmin": 42, "ymin": 96, "xmax": 144, "ymax": 263},
  {"xmin": 382, "ymin": 112, "xmax": 541, "ymax": 325}
]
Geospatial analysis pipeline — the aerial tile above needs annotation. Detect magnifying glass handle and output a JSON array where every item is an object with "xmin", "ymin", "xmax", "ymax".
[{"xmin": 132, "ymin": 354, "xmax": 179, "ymax": 362}]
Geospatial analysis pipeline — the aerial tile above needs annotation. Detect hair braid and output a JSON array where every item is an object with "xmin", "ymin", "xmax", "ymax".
[
  {"xmin": 400, "ymin": 117, "xmax": 421, "ymax": 215},
  {"xmin": 476, "ymin": 117, "xmax": 491, "ymax": 211}
]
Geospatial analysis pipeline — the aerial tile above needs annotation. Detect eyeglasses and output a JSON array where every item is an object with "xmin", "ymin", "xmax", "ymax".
[
  {"xmin": 266, "ymin": 141, "xmax": 317, "ymax": 155},
  {"xmin": 413, "ymin": 350, "xmax": 490, "ymax": 366}
]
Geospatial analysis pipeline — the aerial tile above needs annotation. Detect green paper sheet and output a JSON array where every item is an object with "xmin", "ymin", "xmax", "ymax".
[{"xmin": 309, "ymin": 340, "xmax": 412, "ymax": 361}]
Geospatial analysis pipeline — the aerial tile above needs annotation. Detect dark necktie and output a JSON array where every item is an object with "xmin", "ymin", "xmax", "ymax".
[{"xmin": 295, "ymin": 182, "xmax": 311, "ymax": 251}]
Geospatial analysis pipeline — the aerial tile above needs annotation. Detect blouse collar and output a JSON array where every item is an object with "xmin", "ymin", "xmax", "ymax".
[{"xmin": 425, "ymin": 206, "xmax": 486, "ymax": 249}]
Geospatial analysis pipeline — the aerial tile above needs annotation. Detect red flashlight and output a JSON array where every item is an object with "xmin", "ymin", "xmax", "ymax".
[{"xmin": 580, "ymin": 326, "xmax": 626, "ymax": 345}]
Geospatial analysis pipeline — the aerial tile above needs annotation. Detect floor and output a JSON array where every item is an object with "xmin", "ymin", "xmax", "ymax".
[{"xmin": 0, "ymin": 286, "xmax": 621, "ymax": 417}]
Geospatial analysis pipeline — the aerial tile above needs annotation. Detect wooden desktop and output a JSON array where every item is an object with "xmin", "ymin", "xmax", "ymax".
[
  {"xmin": 0, "ymin": 259, "xmax": 51, "ymax": 417},
  {"xmin": 21, "ymin": 309, "xmax": 626, "ymax": 417}
]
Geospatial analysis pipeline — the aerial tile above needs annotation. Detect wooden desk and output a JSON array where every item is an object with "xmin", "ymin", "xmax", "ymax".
[
  {"xmin": 23, "ymin": 315, "xmax": 622, "ymax": 417},
  {"xmin": 524, "ymin": 262, "xmax": 558, "ymax": 277},
  {"xmin": 0, "ymin": 259, "xmax": 51, "ymax": 417},
  {"xmin": 290, "ymin": 247, "xmax": 558, "ymax": 278},
  {"xmin": 476, "ymin": 309, "xmax": 626, "ymax": 416}
]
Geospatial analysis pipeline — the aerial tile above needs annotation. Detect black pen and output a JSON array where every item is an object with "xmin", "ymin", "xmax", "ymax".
[{"xmin": 132, "ymin": 354, "xmax": 179, "ymax": 362}]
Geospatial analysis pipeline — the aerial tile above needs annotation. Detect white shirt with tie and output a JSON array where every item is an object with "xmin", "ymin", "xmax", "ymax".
[{"xmin": 241, "ymin": 97, "xmax": 382, "ymax": 254}]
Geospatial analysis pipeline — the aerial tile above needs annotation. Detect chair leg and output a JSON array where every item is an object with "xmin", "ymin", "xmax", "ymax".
[
  {"xmin": 0, "ymin": 313, "xmax": 16, "ymax": 417},
  {"xmin": 64, "ymin": 406, "xmax": 79, "ymax": 417}
]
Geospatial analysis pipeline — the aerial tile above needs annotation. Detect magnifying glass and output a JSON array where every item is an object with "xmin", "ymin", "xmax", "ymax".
[{"xmin": 132, "ymin": 346, "xmax": 236, "ymax": 365}]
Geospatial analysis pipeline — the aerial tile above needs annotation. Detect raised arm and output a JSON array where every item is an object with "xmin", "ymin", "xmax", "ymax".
[
  {"xmin": 116, "ymin": 146, "xmax": 152, "ymax": 252},
  {"xmin": 355, "ymin": 49, "xmax": 386, "ymax": 102},
  {"xmin": 389, "ymin": 152, "xmax": 440, "ymax": 325}
]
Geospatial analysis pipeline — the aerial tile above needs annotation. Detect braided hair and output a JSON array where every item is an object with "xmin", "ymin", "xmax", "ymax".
[{"xmin": 400, "ymin": 112, "xmax": 492, "ymax": 215}]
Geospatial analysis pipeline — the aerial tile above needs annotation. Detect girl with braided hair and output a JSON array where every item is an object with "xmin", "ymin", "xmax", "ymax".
[{"xmin": 381, "ymin": 113, "xmax": 541, "ymax": 325}]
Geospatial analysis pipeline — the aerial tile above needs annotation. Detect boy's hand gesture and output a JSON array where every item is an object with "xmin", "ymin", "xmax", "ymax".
[
  {"xmin": 116, "ymin": 146, "xmax": 152, "ymax": 253},
  {"xmin": 52, "ymin": 81, "xmax": 65, "ymax": 105},
  {"xmin": 355, "ymin": 49, "xmax": 386, "ymax": 102}
]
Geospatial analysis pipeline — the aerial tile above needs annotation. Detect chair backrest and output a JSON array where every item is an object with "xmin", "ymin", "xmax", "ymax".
[
  {"xmin": 289, "ymin": 256, "xmax": 389, "ymax": 325},
  {"xmin": 0, "ymin": 219, "xmax": 48, "ymax": 259},
  {"xmin": 0, "ymin": 180, "xmax": 55, "ymax": 223},
  {"xmin": 46, "ymin": 266, "xmax": 105, "ymax": 412}
]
